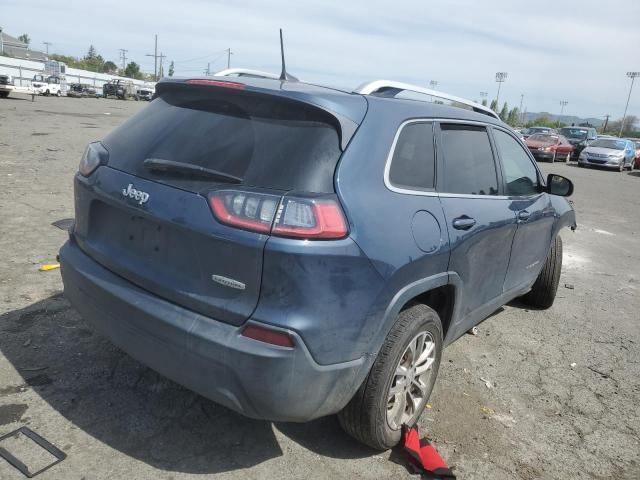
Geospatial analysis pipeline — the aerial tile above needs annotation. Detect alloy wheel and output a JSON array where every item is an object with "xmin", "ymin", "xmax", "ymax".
[{"xmin": 386, "ymin": 331, "xmax": 436, "ymax": 430}]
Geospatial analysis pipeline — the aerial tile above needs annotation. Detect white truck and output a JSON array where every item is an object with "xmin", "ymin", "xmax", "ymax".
[
  {"xmin": 31, "ymin": 74, "xmax": 63, "ymax": 96},
  {"xmin": 32, "ymin": 60, "xmax": 68, "ymax": 96}
]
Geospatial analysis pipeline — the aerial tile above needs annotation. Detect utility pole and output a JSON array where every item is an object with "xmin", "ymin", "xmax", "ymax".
[
  {"xmin": 495, "ymin": 72, "xmax": 508, "ymax": 107},
  {"xmin": 226, "ymin": 48, "xmax": 232, "ymax": 69},
  {"xmin": 145, "ymin": 35, "xmax": 161, "ymax": 80},
  {"xmin": 602, "ymin": 114, "xmax": 610, "ymax": 133},
  {"xmin": 620, "ymin": 72, "xmax": 639, "ymax": 137},
  {"xmin": 205, "ymin": 63, "xmax": 211, "ymax": 76},
  {"xmin": 43, "ymin": 41, "xmax": 51, "ymax": 56},
  {"xmin": 119, "ymin": 49, "xmax": 128, "ymax": 71},
  {"xmin": 559, "ymin": 100, "xmax": 568, "ymax": 127},
  {"xmin": 158, "ymin": 52, "xmax": 166, "ymax": 79},
  {"xmin": 154, "ymin": 35, "xmax": 158, "ymax": 80},
  {"xmin": 0, "ymin": 27, "xmax": 3, "ymax": 56}
]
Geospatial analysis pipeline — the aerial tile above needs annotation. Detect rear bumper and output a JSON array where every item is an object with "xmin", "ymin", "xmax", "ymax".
[
  {"xmin": 578, "ymin": 158, "xmax": 622, "ymax": 169},
  {"xmin": 59, "ymin": 240, "xmax": 365, "ymax": 422},
  {"xmin": 529, "ymin": 150, "xmax": 554, "ymax": 161}
]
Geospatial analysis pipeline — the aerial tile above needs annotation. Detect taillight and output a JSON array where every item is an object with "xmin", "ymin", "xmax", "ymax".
[
  {"xmin": 209, "ymin": 190, "xmax": 280, "ymax": 234},
  {"xmin": 78, "ymin": 142, "xmax": 108, "ymax": 177},
  {"xmin": 186, "ymin": 79, "xmax": 245, "ymax": 89},
  {"xmin": 272, "ymin": 197, "xmax": 348, "ymax": 239},
  {"xmin": 207, "ymin": 190, "xmax": 348, "ymax": 240},
  {"xmin": 241, "ymin": 324, "xmax": 294, "ymax": 348}
]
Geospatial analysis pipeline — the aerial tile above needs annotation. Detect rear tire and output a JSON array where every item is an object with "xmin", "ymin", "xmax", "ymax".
[
  {"xmin": 522, "ymin": 235, "xmax": 563, "ymax": 309},
  {"xmin": 338, "ymin": 304, "xmax": 443, "ymax": 450}
]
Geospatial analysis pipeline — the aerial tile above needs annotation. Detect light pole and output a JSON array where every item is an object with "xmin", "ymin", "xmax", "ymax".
[
  {"xmin": 559, "ymin": 100, "xmax": 568, "ymax": 126},
  {"xmin": 495, "ymin": 72, "xmax": 508, "ymax": 107},
  {"xmin": 620, "ymin": 72, "xmax": 639, "ymax": 137},
  {"xmin": 43, "ymin": 41, "xmax": 51, "ymax": 56},
  {"xmin": 0, "ymin": 27, "xmax": 4, "ymax": 56}
]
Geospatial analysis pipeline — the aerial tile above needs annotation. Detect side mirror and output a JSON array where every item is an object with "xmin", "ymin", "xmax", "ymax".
[{"xmin": 546, "ymin": 174, "xmax": 573, "ymax": 197}]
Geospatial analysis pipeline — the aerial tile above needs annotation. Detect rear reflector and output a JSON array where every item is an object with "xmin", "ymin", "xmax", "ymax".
[
  {"xmin": 241, "ymin": 325, "xmax": 294, "ymax": 348},
  {"xmin": 186, "ymin": 79, "xmax": 245, "ymax": 89},
  {"xmin": 208, "ymin": 190, "xmax": 348, "ymax": 240}
]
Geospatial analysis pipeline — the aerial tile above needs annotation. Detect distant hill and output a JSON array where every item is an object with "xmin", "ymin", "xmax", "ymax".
[{"xmin": 523, "ymin": 112, "xmax": 604, "ymax": 127}]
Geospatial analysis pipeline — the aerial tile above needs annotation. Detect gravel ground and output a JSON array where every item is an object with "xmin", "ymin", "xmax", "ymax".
[{"xmin": 0, "ymin": 94, "xmax": 639, "ymax": 479}]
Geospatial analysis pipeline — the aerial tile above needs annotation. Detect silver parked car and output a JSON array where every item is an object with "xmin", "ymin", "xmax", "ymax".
[{"xmin": 578, "ymin": 138, "xmax": 635, "ymax": 171}]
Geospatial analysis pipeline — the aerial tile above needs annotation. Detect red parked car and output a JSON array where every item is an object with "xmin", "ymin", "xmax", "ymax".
[
  {"xmin": 628, "ymin": 139, "xmax": 640, "ymax": 169},
  {"xmin": 525, "ymin": 134, "xmax": 575, "ymax": 163}
]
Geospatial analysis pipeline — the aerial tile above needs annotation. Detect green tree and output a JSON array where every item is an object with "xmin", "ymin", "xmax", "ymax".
[
  {"xmin": 499, "ymin": 102, "xmax": 509, "ymax": 121},
  {"xmin": 18, "ymin": 34, "xmax": 30, "ymax": 45},
  {"xmin": 168, "ymin": 61, "xmax": 175, "ymax": 77},
  {"xmin": 124, "ymin": 61, "xmax": 144, "ymax": 80},
  {"xmin": 86, "ymin": 45, "xmax": 97, "ymax": 59},
  {"xmin": 102, "ymin": 61, "xmax": 118, "ymax": 74},
  {"xmin": 489, "ymin": 99, "xmax": 498, "ymax": 112},
  {"xmin": 506, "ymin": 107, "xmax": 520, "ymax": 126},
  {"xmin": 481, "ymin": 98, "xmax": 488, "ymax": 107}
]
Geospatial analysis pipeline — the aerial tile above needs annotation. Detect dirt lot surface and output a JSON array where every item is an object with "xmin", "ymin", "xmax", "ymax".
[{"xmin": 1, "ymin": 94, "xmax": 639, "ymax": 479}]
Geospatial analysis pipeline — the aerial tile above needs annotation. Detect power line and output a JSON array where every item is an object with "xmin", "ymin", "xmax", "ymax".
[{"xmin": 173, "ymin": 49, "xmax": 228, "ymax": 64}]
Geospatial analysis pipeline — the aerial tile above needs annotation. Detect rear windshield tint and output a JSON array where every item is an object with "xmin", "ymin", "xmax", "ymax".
[{"xmin": 101, "ymin": 88, "xmax": 342, "ymax": 193}]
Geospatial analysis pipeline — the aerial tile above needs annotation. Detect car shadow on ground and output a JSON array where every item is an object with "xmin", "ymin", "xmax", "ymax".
[
  {"xmin": 0, "ymin": 294, "xmax": 375, "ymax": 474},
  {"xmin": 628, "ymin": 171, "xmax": 640, "ymax": 177}
]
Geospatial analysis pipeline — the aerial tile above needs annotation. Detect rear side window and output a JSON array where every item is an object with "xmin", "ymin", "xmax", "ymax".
[
  {"xmin": 102, "ymin": 88, "xmax": 342, "ymax": 193},
  {"xmin": 493, "ymin": 129, "xmax": 539, "ymax": 196},
  {"xmin": 388, "ymin": 122, "xmax": 435, "ymax": 190},
  {"xmin": 439, "ymin": 124, "xmax": 499, "ymax": 196}
]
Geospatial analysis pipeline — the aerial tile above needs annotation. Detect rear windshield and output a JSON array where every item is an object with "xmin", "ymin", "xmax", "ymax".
[
  {"xmin": 101, "ymin": 88, "xmax": 342, "ymax": 193},
  {"xmin": 559, "ymin": 128, "xmax": 588, "ymax": 139}
]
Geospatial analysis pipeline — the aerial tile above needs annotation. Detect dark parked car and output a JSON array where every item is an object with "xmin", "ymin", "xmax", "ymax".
[
  {"xmin": 525, "ymin": 133, "xmax": 575, "ymax": 162},
  {"xmin": 59, "ymin": 75, "xmax": 576, "ymax": 450},
  {"xmin": 558, "ymin": 127, "xmax": 597, "ymax": 159},
  {"xmin": 103, "ymin": 79, "xmax": 138, "ymax": 100}
]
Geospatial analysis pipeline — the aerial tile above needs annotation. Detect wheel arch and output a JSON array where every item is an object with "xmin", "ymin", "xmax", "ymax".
[{"xmin": 373, "ymin": 273, "xmax": 460, "ymax": 356}]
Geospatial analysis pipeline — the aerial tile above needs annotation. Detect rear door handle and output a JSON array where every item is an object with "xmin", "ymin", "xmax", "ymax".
[
  {"xmin": 517, "ymin": 210, "xmax": 531, "ymax": 222},
  {"xmin": 452, "ymin": 216, "xmax": 476, "ymax": 230}
]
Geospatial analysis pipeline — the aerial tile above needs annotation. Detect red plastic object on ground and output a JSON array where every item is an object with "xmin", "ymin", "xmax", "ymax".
[{"xmin": 402, "ymin": 425, "xmax": 456, "ymax": 479}]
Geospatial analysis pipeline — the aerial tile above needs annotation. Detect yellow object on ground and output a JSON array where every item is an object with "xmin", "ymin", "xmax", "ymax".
[{"xmin": 39, "ymin": 263, "xmax": 60, "ymax": 271}]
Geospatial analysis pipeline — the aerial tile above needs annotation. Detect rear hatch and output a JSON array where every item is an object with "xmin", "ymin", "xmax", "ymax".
[{"xmin": 73, "ymin": 79, "xmax": 364, "ymax": 325}]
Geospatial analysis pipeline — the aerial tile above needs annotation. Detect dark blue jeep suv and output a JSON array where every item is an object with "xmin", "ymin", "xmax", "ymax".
[{"xmin": 59, "ymin": 75, "xmax": 576, "ymax": 450}]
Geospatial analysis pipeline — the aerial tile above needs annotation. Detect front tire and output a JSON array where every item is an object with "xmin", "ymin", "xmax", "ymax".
[
  {"xmin": 338, "ymin": 304, "xmax": 443, "ymax": 450},
  {"xmin": 522, "ymin": 235, "xmax": 563, "ymax": 309}
]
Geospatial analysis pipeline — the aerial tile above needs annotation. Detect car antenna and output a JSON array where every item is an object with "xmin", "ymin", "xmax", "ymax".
[{"xmin": 279, "ymin": 28, "xmax": 299, "ymax": 82}]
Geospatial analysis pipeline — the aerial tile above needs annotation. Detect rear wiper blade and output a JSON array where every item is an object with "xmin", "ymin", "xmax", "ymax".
[{"xmin": 143, "ymin": 158, "xmax": 242, "ymax": 184}]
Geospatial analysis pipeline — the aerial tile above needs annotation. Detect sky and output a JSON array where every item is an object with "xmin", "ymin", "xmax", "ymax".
[{"xmin": 2, "ymin": 0, "xmax": 639, "ymax": 120}]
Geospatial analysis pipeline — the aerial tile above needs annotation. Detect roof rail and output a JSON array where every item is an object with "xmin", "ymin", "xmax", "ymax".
[
  {"xmin": 353, "ymin": 80, "xmax": 500, "ymax": 120},
  {"xmin": 215, "ymin": 68, "xmax": 281, "ymax": 80}
]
